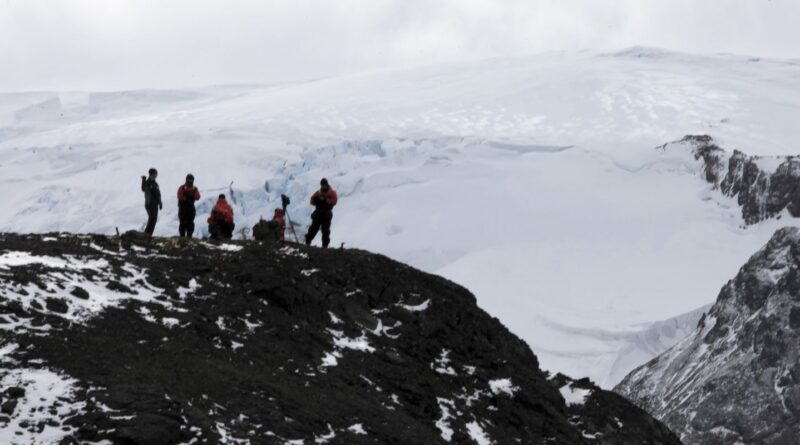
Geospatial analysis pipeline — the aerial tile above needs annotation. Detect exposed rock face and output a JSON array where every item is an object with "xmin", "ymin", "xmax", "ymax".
[
  {"xmin": 0, "ymin": 234, "xmax": 679, "ymax": 444},
  {"xmin": 616, "ymin": 227, "xmax": 800, "ymax": 444},
  {"xmin": 668, "ymin": 135, "xmax": 800, "ymax": 224}
]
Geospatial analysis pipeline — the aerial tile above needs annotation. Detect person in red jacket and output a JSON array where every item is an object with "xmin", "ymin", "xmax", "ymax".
[
  {"xmin": 177, "ymin": 174, "xmax": 201, "ymax": 238},
  {"xmin": 271, "ymin": 208, "xmax": 286, "ymax": 241},
  {"xmin": 208, "ymin": 194, "xmax": 235, "ymax": 240},
  {"xmin": 305, "ymin": 178, "xmax": 338, "ymax": 248}
]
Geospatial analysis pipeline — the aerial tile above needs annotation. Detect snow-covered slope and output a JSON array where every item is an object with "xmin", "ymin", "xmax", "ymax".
[
  {"xmin": 616, "ymin": 227, "xmax": 800, "ymax": 444},
  {"xmin": 2, "ymin": 48, "xmax": 799, "ymax": 387}
]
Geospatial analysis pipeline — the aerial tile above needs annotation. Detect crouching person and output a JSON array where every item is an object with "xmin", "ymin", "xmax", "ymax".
[
  {"xmin": 270, "ymin": 208, "xmax": 286, "ymax": 241},
  {"xmin": 208, "ymin": 194, "xmax": 235, "ymax": 240}
]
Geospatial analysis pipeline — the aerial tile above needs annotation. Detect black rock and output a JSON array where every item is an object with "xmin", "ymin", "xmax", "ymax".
[
  {"xmin": 45, "ymin": 297, "xmax": 69, "ymax": 314},
  {"xmin": 70, "ymin": 286, "xmax": 90, "ymax": 300},
  {"xmin": 1, "ymin": 400, "xmax": 17, "ymax": 415},
  {"xmin": 5, "ymin": 386, "xmax": 25, "ymax": 399}
]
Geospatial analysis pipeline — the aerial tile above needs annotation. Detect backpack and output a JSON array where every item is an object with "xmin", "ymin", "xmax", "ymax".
[{"xmin": 252, "ymin": 219, "xmax": 281, "ymax": 242}]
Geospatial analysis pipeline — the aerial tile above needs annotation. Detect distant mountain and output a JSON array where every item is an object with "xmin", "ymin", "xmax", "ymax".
[
  {"xmin": 0, "ymin": 233, "xmax": 679, "ymax": 444},
  {"xmin": 616, "ymin": 227, "xmax": 800, "ymax": 444}
]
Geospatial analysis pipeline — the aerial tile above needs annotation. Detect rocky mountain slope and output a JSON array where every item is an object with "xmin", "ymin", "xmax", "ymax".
[
  {"xmin": 663, "ymin": 135, "xmax": 800, "ymax": 224},
  {"xmin": 0, "ymin": 233, "xmax": 679, "ymax": 444},
  {"xmin": 616, "ymin": 227, "xmax": 800, "ymax": 444}
]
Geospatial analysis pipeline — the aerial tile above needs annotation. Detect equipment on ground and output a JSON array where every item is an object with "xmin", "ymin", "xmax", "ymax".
[{"xmin": 281, "ymin": 194, "xmax": 300, "ymax": 243}]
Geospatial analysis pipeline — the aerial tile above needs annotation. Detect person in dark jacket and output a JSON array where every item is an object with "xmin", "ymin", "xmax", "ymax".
[
  {"xmin": 177, "ymin": 174, "xmax": 201, "ymax": 238},
  {"xmin": 141, "ymin": 168, "xmax": 162, "ymax": 235},
  {"xmin": 305, "ymin": 178, "xmax": 338, "ymax": 248},
  {"xmin": 208, "ymin": 194, "xmax": 235, "ymax": 240}
]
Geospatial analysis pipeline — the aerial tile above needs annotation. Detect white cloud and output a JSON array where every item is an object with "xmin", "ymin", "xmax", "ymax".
[{"xmin": 0, "ymin": 0, "xmax": 797, "ymax": 91}]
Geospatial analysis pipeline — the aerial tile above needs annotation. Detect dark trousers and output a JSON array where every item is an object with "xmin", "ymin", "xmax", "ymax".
[
  {"xmin": 209, "ymin": 222, "xmax": 235, "ymax": 240},
  {"xmin": 144, "ymin": 204, "xmax": 159, "ymax": 235},
  {"xmin": 178, "ymin": 207, "xmax": 196, "ymax": 238},
  {"xmin": 306, "ymin": 210, "xmax": 333, "ymax": 247}
]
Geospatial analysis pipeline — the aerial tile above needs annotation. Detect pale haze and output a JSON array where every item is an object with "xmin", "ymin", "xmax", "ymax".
[{"xmin": 1, "ymin": 0, "xmax": 799, "ymax": 91}]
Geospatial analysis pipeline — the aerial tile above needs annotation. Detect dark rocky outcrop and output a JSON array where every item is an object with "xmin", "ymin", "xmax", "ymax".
[
  {"xmin": 616, "ymin": 227, "xmax": 800, "ymax": 444},
  {"xmin": 665, "ymin": 135, "xmax": 800, "ymax": 224},
  {"xmin": 0, "ymin": 234, "xmax": 680, "ymax": 444}
]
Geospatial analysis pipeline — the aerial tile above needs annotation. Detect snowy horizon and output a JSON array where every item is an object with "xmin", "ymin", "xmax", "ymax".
[
  {"xmin": 3, "ymin": 0, "xmax": 800, "ymax": 91},
  {"xmin": 2, "ymin": 45, "xmax": 799, "ymax": 95}
]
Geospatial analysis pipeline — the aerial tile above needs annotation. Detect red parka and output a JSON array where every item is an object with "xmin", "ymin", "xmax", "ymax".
[
  {"xmin": 310, "ymin": 188, "xmax": 338, "ymax": 209},
  {"xmin": 271, "ymin": 208, "xmax": 286, "ymax": 241},
  {"xmin": 208, "ymin": 198, "xmax": 234, "ymax": 224},
  {"xmin": 177, "ymin": 185, "xmax": 201, "ymax": 204}
]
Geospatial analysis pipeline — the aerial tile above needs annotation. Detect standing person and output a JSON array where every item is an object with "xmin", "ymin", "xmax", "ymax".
[
  {"xmin": 208, "ymin": 194, "xmax": 235, "ymax": 240},
  {"xmin": 177, "ymin": 174, "xmax": 201, "ymax": 238},
  {"xmin": 141, "ymin": 168, "xmax": 162, "ymax": 236},
  {"xmin": 305, "ymin": 178, "xmax": 338, "ymax": 248}
]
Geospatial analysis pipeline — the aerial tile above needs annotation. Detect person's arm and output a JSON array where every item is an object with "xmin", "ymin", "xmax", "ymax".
[
  {"xmin": 156, "ymin": 186, "xmax": 163, "ymax": 208},
  {"xmin": 310, "ymin": 191, "xmax": 319, "ymax": 205},
  {"xmin": 141, "ymin": 176, "xmax": 147, "ymax": 191},
  {"xmin": 328, "ymin": 190, "xmax": 338, "ymax": 207},
  {"xmin": 177, "ymin": 187, "xmax": 185, "ymax": 202},
  {"xmin": 195, "ymin": 188, "xmax": 201, "ymax": 200}
]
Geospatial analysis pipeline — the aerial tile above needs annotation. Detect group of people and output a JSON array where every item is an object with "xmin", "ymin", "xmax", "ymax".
[{"xmin": 140, "ymin": 168, "xmax": 338, "ymax": 247}]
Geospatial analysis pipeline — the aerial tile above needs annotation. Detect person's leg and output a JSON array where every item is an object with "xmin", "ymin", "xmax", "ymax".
[
  {"xmin": 145, "ymin": 205, "xmax": 158, "ymax": 235},
  {"xmin": 208, "ymin": 224, "xmax": 219, "ymax": 240},
  {"xmin": 321, "ymin": 213, "xmax": 332, "ymax": 248},
  {"xmin": 305, "ymin": 215, "xmax": 321, "ymax": 246},
  {"xmin": 188, "ymin": 208, "xmax": 196, "ymax": 239},
  {"xmin": 221, "ymin": 222, "xmax": 234, "ymax": 239},
  {"xmin": 178, "ymin": 209, "xmax": 187, "ymax": 237}
]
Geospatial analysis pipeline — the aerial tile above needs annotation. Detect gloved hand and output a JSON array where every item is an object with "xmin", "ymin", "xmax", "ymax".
[
  {"xmin": 159, "ymin": 202, "xmax": 163, "ymax": 210},
  {"xmin": 316, "ymin": 195, "xmax": 327, "ymax": 204}
]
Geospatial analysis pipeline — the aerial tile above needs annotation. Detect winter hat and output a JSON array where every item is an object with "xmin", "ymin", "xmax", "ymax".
[
  {"xmin": 218, "ymin": 194, "xmax": 226, "ymax": 200},
  {"xmin": 320, "ymin": 178, "xmax": 329, "ymax": 187},
  {"xmin": 186, "ymin": 173, "xmax": 195, "ymax": 182}
]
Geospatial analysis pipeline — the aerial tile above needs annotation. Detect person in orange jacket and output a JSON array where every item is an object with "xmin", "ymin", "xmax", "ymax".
[
  {"xmin": 271, "ymin": 208, "xmax": 286, "ymax": 241},
  {"xmin": 177, "ymin": 174, "xmax": 201, "ymax": 238},
  {"xmin": 305, "ymin": 178, "xmax": 338, "ymax": 248},
  {"xmin": 208, "ymin": 194, "xmax": 235, "ymax": 240}
]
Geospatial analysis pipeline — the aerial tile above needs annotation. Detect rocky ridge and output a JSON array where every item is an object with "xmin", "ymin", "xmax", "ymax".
[
  {"xmin": 616, "ymin": 227, "xmax": 800, "ymax": 444},
  {"xmin": 0, "ymin": 233, "xmax": 679, "ymax": 444},
  {"xmin": 663, "ymin": 135, "xmax": 800, "ymax": 224}
]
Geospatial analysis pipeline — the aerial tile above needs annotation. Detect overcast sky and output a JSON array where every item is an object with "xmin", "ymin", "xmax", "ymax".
[{"xmin": 1, "ymin": 0, "xmax": 798, "ymax": 91}]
